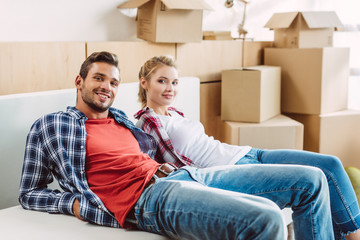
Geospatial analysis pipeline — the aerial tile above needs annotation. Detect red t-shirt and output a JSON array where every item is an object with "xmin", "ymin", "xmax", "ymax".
[{"xmin": 85, "ymin": 117, "xmax": 159, "ymax": 227}]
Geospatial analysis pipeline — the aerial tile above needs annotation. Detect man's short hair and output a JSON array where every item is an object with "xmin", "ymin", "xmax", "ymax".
[{"xmin": 79, "ymin": 51, "xmax": 120, "ymax": 79}]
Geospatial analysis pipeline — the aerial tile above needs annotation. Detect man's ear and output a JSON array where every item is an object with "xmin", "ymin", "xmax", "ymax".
[
  {"xmin": 75, "ymin": 75, "xmax": 83, "ymax": 90},
  {"xmin": 140, "ymin": 77, "xmax": 147, "ymax": 90}
]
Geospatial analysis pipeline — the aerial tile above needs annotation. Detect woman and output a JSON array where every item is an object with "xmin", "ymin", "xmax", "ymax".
[{"xmin": 134, "ymin": 55, "xmax": 360, "ymax": 240}]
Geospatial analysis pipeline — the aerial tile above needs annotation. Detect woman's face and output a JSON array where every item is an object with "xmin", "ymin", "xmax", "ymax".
[{"xmin": 141, "ymin": 65, "xmax": 179, "ymax": 110}]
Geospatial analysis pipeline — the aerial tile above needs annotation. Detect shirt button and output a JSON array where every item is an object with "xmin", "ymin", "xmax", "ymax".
[
  {"xmin": 80, "ymin": 145, "xmax": 84, "ymax": 149},
  {"xmin": 98, "ymin": 205, "xmax": 102, "ymax": 209},
  {"xmin": 80, "ymin": 171, "xmax": 84, "ymax": 174}
]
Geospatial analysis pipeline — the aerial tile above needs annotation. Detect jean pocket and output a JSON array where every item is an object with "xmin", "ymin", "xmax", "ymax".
[{"xmin": 140, "ymin": 212, "xmax": 163, "ymax": 233}]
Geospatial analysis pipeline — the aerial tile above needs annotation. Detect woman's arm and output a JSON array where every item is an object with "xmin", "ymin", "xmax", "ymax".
[{"xmin": 136, "ymin": 109, "xmax": 195, "ymax": 167}]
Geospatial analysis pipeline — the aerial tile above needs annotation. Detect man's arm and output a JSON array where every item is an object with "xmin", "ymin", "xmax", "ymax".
[
  {"xmin": 18, "ymin": 123, "xmax": 76, "ymax": 216},
  {"xmin": 19, "ymin": 120, "xmax": 120, "ymax": 227}
]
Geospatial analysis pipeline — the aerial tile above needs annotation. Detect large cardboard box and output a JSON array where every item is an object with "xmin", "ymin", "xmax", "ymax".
[
  {"xmin": 118, "ymin": 0, "xmax": 212, "ymax": 43},
  {"xmin": 220, "ymin": 115, "xmax": 303, "ymax": 150},
  {"xmin": 286, "ymin": 110, "xmax": 360, "ymax": 168},
  {"xmin": 176, "ymin": 40, "xmax": 243, "ymax": 82},
  {"xmin": 265, "ymin": 47, "xmax": 350, "ymax": 115},
  {"xmin": 0, "ymin": 42, "xmax": 85, "ymax": 95},
  {"xmin": 221, "ymin": 66, "xmax": 281, "ymax": 123},
  {"xmin": 176, "ymin": 40, "xmax": 273, "ymax": 83},
  {"xmin": 200, "ymin": 81, "xmax": 221, "ymax": 140},
  {"xmin": 265, "ymin": 11, "xmax": 343, "ymax": 48},
  {"xmin": 243, "ymin": 41, "xmax": 273, "ymax": 67}
]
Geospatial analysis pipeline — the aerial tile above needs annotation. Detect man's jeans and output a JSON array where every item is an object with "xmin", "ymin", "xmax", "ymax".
[
  {"xmin": 133, "ymin": 163, "xmax": 333, "ymax": 240},
  {"xmin": 239, "ymin": 148, "xmax": 360, "ymax": 239}
]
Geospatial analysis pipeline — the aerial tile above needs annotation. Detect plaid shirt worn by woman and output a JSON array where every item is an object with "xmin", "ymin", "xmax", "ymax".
[
  {"xmin": 19, "ymin": 106, "xmax": 156, "ymax": 228},
  {"xmin": 134, "ymin": 107, "xmax": 199, "ymax": 168}
]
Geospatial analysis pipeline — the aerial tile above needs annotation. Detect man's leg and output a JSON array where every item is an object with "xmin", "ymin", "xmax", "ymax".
[
  {"xmin": 179, "ymin": 164, "xmax": 334, "ymax": 240},
  {"xmin": 134, "ymin": 174, "xmax": 286, "ymax": 240}
]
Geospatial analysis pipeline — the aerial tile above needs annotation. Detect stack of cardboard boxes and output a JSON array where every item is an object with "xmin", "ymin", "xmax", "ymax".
[
  {"xmin": 220, "ymin": 65, "xmax": 304, "ymax": 150},
  {"xmin": 264, "ymin": 11, "xmax": 360, "ymax": 167},
  {"xmin": 116, "ymin": 2, "xmax": 360, "ymax": 164}
]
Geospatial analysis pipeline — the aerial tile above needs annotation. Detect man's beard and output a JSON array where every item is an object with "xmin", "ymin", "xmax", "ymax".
[{"xmin": 81, "ymin": 87, "xmax": 113, "ymax": 112}]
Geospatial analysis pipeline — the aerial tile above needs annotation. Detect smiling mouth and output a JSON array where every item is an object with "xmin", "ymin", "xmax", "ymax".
[
  {"xmin": 163, "ymin": 95, "xmax": 173, "ymax": 99},
  {"xmin": 96, "ymin": 92, "xmax": 111, "ymax": 101}
]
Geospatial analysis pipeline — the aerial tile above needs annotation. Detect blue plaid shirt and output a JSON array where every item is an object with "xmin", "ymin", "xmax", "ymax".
[{"xmin": 19, "ymin": 106, "xmax": 156, "ymax": 228}]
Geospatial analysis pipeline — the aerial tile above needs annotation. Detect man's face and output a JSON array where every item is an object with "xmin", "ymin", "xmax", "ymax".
[{"xmin": 76, "ymin": 62, "xmax": 120, "ymax": 115}]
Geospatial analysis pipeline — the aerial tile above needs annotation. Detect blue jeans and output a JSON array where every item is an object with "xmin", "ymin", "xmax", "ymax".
[
  {"xmin": 237, "ymin": 148, "xmax": 360, "ymax": 239},
  {"xmin": 133, "ymin": 163, "xmax": 333, "ymax": 240}
]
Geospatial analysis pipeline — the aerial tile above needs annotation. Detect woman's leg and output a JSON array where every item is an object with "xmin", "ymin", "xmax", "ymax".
[
  {"xmin": 134, "ymin": 173, "xmax": 286, "ymax": 240},
  {"xmin": 258, "ymin": 149, "xmax": 360, "ymax": 239},
  {"xmin": 178, "ymin": 164, "xmax": 334, "ymax": 240}
]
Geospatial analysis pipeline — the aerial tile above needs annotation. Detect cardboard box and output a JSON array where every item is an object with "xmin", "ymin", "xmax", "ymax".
[
  {"xmin": 243, "ymin": 41, "xmax": 273, "ymax": 67},
  {"xmin": 0, "ymin": 42, "xmax": 85, "ymax": 95},
  {"xmin": 203, "ymin": 31, "xmax": 233, "ymax": 40},
  {"xmin": 221, "ymin": 66, "xmax": 281, "ymax": 123},
  {"xmin": 265, "ymin": 11, "xmax": 343, "ymax": 48},
  {"xmin": 86, "ymin": 41, "xmax": 175, "ymax": 83},
  {"xmin": 176, "ymin": 40, "xmax": 243, "ymax": 82},
  {"xmin": 265, "ymin": 47, "xmax": 349, "ymax": 115},
  {"xmin": 118, "ymin": 0, "xmax": 212, "ymax": 43},
  {"xmin": 200, "ymin": 81, "xmax": 221, "ymax": 140},
  {"xmin": 286, "ymin": 110, "xmax": 360, "ymax": 168},
  {"xmin": 176, "ymin": 40, "xmax": 273, "ymax": 83},
  {"xmin": 220, "ymin": 115, "xmax": 303, "ymax": 150}
]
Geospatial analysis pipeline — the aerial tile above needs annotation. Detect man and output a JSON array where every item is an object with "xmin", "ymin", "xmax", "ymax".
[{"xmin": 19, "ymin": 51, "xmax": 333, "ymax": 240}]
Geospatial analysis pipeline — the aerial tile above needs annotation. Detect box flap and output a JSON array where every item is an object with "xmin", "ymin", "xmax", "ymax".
[
  {"xmin": 245, "ymin": 65, "xmax": 280, "ymax": 71},
  {"xmin": 301, "ymin": 11, "xmax": 343, "ymax": 28},
  {"xmin": 264, "ymin": 12, "xmax": 299, "ymax": 29},
  {"xmin": 117, "ymin": 0, "xmax": 151, "ymax": 9},
  {"xmin": 162, "ymin": 0, "xmax": 212, "ymax": 10}
]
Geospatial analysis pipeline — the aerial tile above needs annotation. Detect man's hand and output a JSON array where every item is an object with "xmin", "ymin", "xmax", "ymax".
[{"xmin": 73, "ymin": 199, "xmax": 84, "ymax": 221}]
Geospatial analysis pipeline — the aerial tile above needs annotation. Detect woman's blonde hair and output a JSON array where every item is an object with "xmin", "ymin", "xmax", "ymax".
[{"xmin": 138, "ymin": 55, "xmax": 177, "ymax": 108}]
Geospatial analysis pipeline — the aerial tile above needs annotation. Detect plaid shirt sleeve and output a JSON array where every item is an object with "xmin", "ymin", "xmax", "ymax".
[
  {"xmin": 19, "ymin": 117, "xmax": 76, "ymax": 215},
  {"xmin": 134, "ymin": 107, "xmax": 199, "ymax": 168},
  {"xmin": 19, "ymin": 109, "xmax": 120, "ymax": 228}
]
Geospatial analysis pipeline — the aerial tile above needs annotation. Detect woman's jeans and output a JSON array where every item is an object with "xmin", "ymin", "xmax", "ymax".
[
  {"xmin": 238, "ymin": 148, "xmax": 360, "ymax": 239},
  {"xmin": 133, "ymin": 163, "xmax": 333, "ymax": 240}
]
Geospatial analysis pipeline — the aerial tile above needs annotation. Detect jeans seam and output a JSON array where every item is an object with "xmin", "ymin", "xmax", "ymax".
[
  {"xmin": 311, "ymin": 202, "xmax": 315, "ymax": 240},
  {"xmin": 252, "ymin": 187, "xmax": 314, "ymax": 201}
]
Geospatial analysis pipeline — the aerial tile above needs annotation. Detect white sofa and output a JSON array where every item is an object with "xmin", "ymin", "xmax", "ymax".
[
  {"xmin": 0, "ymin": 76, "xmax": 292, "ymax": 239},
  {"xmin": 0, "ymin": 205, "xmax": 167, "ymax": 240}
]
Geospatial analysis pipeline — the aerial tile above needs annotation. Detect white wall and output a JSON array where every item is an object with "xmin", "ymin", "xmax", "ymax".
[
  {"xmin": 0, "ymin": 0, "xmax": 344, "ymax": 42},
  {"xmin": 203, "ymin": 0, "xmax": 334, "ymax": 40},
  {"xmin": 0, "ymin": 0, "xmax": 137, "ymax": 41}
]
